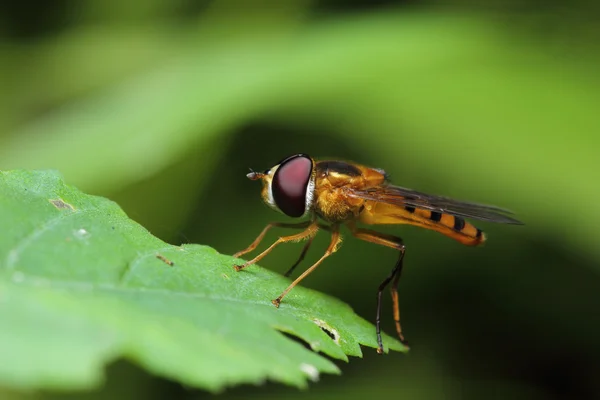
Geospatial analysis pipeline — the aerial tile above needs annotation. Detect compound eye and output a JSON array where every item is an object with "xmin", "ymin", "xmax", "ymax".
[{"xmin": 272, "ymin": 154, "xmax": 313, "ymax": 217}]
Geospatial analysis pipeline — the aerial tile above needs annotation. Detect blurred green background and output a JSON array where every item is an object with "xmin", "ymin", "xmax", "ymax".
[{"xmin": 2, "ymin": 0, "xmax": 600, "ymax": 399}]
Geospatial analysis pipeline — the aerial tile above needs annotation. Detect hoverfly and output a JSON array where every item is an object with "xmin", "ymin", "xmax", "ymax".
[{"xmin": 233, "ymin": 154, "xmax": 522, "ymax": 353}]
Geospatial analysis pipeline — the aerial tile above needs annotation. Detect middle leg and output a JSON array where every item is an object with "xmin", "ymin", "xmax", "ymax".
[
  {"xmin": 283, "ymin": 223, "xmax": 333, "ymax": 278},
  {"xmin": 272, "ymin": 225, "xmax": 341, "ymax": 307}
]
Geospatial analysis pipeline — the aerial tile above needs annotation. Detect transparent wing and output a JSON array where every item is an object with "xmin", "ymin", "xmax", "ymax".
[{"xmin": 344, "ymin": 185, "xmax": 523, "ymax": 225}]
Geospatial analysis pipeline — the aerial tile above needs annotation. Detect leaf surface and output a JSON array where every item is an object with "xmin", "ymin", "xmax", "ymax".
[{"xmin": 0, "ymin": 170, "xmax": 406, "ymax": 392}]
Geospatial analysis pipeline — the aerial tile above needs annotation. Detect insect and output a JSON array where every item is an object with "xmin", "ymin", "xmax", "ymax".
[{"xmin": 233, "ymin": 153, "xmax": 523, "ymax": 353}]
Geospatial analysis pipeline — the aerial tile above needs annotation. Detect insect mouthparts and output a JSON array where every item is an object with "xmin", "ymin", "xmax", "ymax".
[{"xmin": 246, "ymin": 169, "xmax": 263, "ymax": 180}]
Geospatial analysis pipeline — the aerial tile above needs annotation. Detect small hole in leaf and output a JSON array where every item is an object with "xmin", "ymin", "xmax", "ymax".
[
  {"xmin": 320, "ymin": 327, "xmax": 335, "ymax": 340},
  {"xmin": 312, "ymin": 319, "xmax": 341, "ymax": 345}
]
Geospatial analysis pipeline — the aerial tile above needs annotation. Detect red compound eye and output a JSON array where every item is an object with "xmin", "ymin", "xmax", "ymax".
[{"xmin": 272, "ymin": 154, "xmax": 313, "ymax": 217}]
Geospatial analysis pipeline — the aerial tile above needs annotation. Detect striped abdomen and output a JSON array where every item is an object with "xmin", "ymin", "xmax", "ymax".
[{"xmin": 359, "ymin": 202, "xmax": 486, "ymax": 246}]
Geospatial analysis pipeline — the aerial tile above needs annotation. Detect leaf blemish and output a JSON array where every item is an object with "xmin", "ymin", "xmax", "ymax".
[
  {"xmin": 74, "ymin": 228, "xmax": 90, "ymax": 240},
  {"xmin": 49, "ymin": 198, "xmax": 75, "ymax": 211},
  {"xmin": 221, "ymin": 273, "xmax": 230, "ymax": 280},
  {"xmin": 156, "ymin": 253, "xmax": 175, "ymax": 266},
  {"xmin": 312, "ymin": 319, "xmax": 341, "ymax": 345},
  {"xmin": 299, "ymin": 363, "xmax": 320, "ymax": 382}
]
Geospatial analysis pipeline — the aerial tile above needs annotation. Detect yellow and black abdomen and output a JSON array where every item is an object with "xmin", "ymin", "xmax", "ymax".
[{"xmin": 359, "ymin": 201, "xmax": 486, "ymax": 246}]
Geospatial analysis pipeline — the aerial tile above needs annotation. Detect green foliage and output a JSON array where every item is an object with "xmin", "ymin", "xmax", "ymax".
[
  {"xmin": 0, "ymin": 170, "xmax": 406, "ymax": 392},
  {"xmin": 1, "ymin": 2, "xmax": 599, "ymax": 399},
  {"xmin": 1, "ymin": 13, "xmax": 599, "ymax": 260}
]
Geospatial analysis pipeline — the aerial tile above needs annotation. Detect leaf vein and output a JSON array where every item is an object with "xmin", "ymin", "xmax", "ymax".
[{"xmin": 3, "ymin": 209, "xmax": 93, "ymax": 270}]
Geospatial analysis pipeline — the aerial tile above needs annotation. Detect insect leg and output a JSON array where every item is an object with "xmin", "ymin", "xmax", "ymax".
[
  {"xmin": 272, "ymin": 225, "xmax": 341, "ymax": 307},
  {"xmin": 347, "ymin": 222, "xmax": 406, "ymax": 354},
  {"xmin": 283, "ymin": 235, "xmax": 314, "ymax": 277},
  {"xmin": 283, "ymin": 223, "xmax": 333, "ymax": 277},
  {"xmin": 234, "ymin": 220, "xmax": 319, "ymax": 271},
  {"xmin": 233, "ymin": 220, "xmax": 312, "ymax": 258},
  {"xmin": 390, "ymin": 258, "xmax": 405, "ymax": 346}
]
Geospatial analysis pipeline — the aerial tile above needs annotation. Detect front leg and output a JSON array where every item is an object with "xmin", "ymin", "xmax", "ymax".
[
  {"xmin": 234, "ymin": 220, "xmax": 319, "ymax": 271},
  {"xmin": 233, "ymin": 220, "xmax": 312, "ymax": 258}
]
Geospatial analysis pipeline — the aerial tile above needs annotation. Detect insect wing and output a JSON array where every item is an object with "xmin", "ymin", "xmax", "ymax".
[{"xmin": 344, "ymin": 185, "xmax": 523, "ymax": 225}]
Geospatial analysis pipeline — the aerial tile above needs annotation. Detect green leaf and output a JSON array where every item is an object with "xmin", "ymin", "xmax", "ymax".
[{"xmin": 0, "ymin": 170, "xmax": 406, "ymax": 392}]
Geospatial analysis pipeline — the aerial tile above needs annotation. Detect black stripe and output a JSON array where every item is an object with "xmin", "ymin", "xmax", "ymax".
[
  {"xmin": 405, "ymin": 206, "xmax": 415, "ymax": 213},
  {"xmin": 476, "ymin": 229, "xmax": 483, "ymax": 239},
  {"xmin": 430, "ymin": 211, "xmax": 442, "ymax": 222},
  {"xmin": 453, "ymin": 217, "xmax": 465, "ymax": 231}
]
